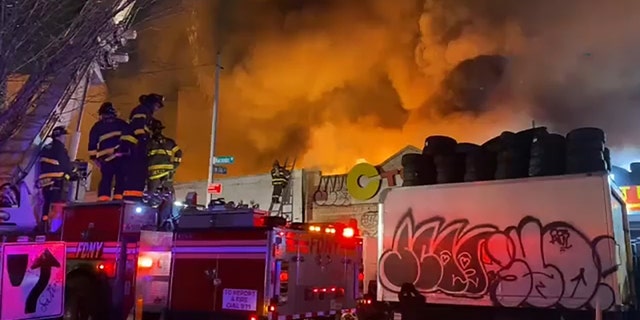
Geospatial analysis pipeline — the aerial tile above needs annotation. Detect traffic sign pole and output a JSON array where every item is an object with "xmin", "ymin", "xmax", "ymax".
[{"xmin": 206, "ymin": 52, "xmax": 223, "ymax": 202}]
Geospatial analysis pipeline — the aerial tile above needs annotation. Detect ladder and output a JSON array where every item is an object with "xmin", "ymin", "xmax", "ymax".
[
  {"xmin": 268, "ymin": 158, "xmax": 296, "ymax": 221},
  {"xmin": 0, "ymin": 70, "xmax": 86, "ymax": 187}
]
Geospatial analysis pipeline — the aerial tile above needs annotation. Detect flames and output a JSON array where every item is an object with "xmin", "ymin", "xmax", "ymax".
[{"xmin": 105, "ymin": 0, "xmax": 640, "ymax": 180}]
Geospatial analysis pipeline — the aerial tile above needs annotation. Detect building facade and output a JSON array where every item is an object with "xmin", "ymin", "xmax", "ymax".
[
  {"xmin": 172, "ymin": 145, "xmax": 421, "ymax": 235},
  {"xmin": 173, "ymin": 169, "xmax": 308, "ymax": 223},
  {"xmin": 305, "ymin": 146, "xmax": 419, "ymax": 237}
]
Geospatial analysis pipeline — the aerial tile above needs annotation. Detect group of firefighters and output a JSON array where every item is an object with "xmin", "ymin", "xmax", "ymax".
[{"xmin": 37, "ymin": 93, "xmax": 182, "ymax": 224}]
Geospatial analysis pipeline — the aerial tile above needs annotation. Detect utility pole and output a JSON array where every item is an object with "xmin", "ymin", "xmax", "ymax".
[
  {"xmin": 206, "ymin": 52, "xmax": 223, "ymax": 201},
  {"xmin": 68, "ymin": 70, "xmax": 91, "ymax": 161}
]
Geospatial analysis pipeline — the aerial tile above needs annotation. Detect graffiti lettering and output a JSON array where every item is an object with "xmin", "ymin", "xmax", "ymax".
[
  {"xmin": 313, "ymin": 175, "xmax": 351, "ymax": 206},
  {"xmin": 549, "ymin": 228, "xmax": 572, "ymax": 252},
  {"xmin": 379, "ymin": 210, "xmax": 618, "ymax": 310},
  {"xmin": 359, "ymin": 210, "xmax": 378, "ymax": 237},
  {"xmin": 38, "ymin": 283, "xmax": 58, "ymax": 313}
]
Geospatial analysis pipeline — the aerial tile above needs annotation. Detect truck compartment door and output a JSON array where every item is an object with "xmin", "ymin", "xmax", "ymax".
[{"xmin": 135, "ymin": 231, "xmax": 173, "ymax": 316}]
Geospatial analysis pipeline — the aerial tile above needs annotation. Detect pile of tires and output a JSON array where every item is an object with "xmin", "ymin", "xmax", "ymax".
[
  {"xmin": 424, "ymin": 136, "xmax": 465, "ymax": 184},
  {"xmin": 565, "ymin": 127, "xmax": 607, "ymax": 174},
  {"xmin": 402, "ymin": 126, "xmax": 611, "ymax": 186},
  {"xmin": 529, "ymin": 133, "xmax": 566, "ymax": 177}
]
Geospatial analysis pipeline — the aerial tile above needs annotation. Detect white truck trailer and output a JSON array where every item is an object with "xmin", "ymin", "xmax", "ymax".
[{"xmin": 370, "ymin": 173, "xmax": 636, "ymax": 320}]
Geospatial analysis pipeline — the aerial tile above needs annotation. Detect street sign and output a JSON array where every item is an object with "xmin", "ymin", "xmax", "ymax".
[
  {"xmin": 214, "ymin": 156, "xmax": 235, "ymax": 165},
  {"xmin": 213, "ymin": 165, "xmax": 228, "ymax": 175},
  {"xmin": 1, "ymin": 242, "xmax": 66, "ymax": 320},
  {"xmin": 208, "ymin": 183, "xmax": 223, "ymax": 194}
]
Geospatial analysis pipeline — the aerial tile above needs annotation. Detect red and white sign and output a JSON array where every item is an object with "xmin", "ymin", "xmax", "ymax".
[
  {"xmin": 1, "ymin": 242, "xmax": 66, "ymax": 320},
  {"xmin": 208, "ymin": 183, "xmax": 223, "ymax": 194}
]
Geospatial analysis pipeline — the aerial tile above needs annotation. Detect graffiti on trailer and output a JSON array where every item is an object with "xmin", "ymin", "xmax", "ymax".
[
  {"xmin": 313, "ymin": 175, "xmax": 351, "ymax": 206},
  {"xmin": 379, "ymin": 210, "xmax": 619, "ymax": 310}
]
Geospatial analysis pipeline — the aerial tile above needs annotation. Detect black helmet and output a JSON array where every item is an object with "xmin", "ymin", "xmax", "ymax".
[
  {"xmin": 138, "ymin": 94, "xmax": 147, "ymax": 104},
  {"xmin": 98, "ymin": 102, "xmax": 117, "ymax": 116},
  {"xmin": 51, "ymin": 126, "xmax": 68, "ymax": 138},
  {"xmin": 149, "ymin": 118, "xmax": 165, "ymax": 132},
  {"xmin": 143, "ymin": 93, "xmax": 164, "ymax": 108}
]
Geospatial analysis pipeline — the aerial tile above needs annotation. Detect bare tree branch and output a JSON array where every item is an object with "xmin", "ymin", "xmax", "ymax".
[
  {"xmin": 0, "ymin": 0, "xmax": 158, "ymax": 138},
  {"xmin": 0, "ymin": 0, "xmax": 162, "ymax": 185}
]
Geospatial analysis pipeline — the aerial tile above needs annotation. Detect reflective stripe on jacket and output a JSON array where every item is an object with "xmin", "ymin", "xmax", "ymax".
[
  {"xmin": 39, "ymin": 140, "xmax": 72, "ymax": 183},
  {"xmin": 88, "ymin": 117, "xmax": 128, "ymax": 162},
  {"xmin": 147, "ymin": 135, "xmax": 182, "ymax": 180}
]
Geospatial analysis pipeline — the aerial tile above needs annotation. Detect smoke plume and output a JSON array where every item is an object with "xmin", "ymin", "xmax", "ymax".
[{"xmin": 107, "ymin": 0, "xmax": 640, "ymax": 179}]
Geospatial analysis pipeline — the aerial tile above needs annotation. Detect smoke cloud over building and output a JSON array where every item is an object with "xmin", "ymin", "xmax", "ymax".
[{"xmin": 106, "ymin": 0, "xmax": 640, "ymax": 179}]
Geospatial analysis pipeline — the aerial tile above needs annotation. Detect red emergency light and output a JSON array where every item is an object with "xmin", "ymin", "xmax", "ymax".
[
  {"xmin": 307, "ymin": 287, "xmax": 345, "ymax": 300},
  {"xmin": 342, "ymin": 227, "xmax": 355, "ymax": 238},
  {"xmin": 307, "ymin": 223, "xmax": 359, "ymax": 239},
  {"xmin": 96, "ymin": 262, "xmax": 116, "ymax": 278}
]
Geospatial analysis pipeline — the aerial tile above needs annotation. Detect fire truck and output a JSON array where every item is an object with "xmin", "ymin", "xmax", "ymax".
[{"xmin": 55, "ymin": 194, "xmax": 362, "ymax": 320}]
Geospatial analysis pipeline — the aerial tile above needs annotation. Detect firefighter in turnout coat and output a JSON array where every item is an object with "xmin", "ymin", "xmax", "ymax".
[
  {"xmin": 146, "ymin": 119, "xmax": 182, "ymax": 193},
  {"xmin": 88, "ymin": 102, "xmax": 129, "ymax": 201},
  {"xmin": 38, "ymin": 126, "xmax": 74, "ymax": 224},
  {"xmin": 120, "ymin": 93, "xmax": 164, "ymax": 201},
  {"xmin": 270, "ymin": 160, "xmax": 290, "ymax": 203}
]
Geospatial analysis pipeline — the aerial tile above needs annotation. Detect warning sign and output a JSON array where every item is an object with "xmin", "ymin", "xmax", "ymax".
[{"xmin": 222, "ymin": 288, "xmax": 257, "ymax": 311}]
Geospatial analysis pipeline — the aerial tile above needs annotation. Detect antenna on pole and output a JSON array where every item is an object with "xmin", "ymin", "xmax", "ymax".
[{"xmin": 531, "ymin": 120, "xmax": 536, "ymax": 129}]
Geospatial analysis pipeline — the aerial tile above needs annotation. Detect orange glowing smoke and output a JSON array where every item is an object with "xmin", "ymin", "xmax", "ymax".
[{"xmin": 104, "ymin": 0, "xmax": 640, "ymax": 181}]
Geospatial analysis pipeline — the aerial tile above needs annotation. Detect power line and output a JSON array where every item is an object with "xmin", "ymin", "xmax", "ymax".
[{"xmin": 133, "ymin": 62, "xmax": 217, "ymax": 75}]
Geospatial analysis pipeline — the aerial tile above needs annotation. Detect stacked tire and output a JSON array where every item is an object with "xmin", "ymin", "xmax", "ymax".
[
  {"xmin": 424, "ymin": 136, "xmax": 463, "ymax": 184},
  {"xmin": 565, "ymin": 127, "xmax": 607, "ymax": 174},
  {"xmin": 460, "ymin": 143, "xmax": 495, "ymax": 182},
  {"xmin": 529, "ymin": 133, "xmax": 566, "ymax": 177},
  {"xmin": 401, "ymin": 153, "xmax": 434, "ymax": 186},
  {"xmin": 496, "ymin": 128, "xmax": 548, "ymax": 179}
]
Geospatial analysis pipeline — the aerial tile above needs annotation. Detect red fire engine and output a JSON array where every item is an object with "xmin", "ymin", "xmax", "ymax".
[
  {"xmin": 56, "ymin": 194, "xmax": 362, "ymax": 320},
  {"xmin": 57, "ymin": 201, "xmax": 154, "ymax": 320}
]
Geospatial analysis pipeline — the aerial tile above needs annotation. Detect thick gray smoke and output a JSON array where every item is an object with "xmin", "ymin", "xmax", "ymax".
[{"xmin": 107, "ymin": 0, "xmax": 640, "ymax": 177}]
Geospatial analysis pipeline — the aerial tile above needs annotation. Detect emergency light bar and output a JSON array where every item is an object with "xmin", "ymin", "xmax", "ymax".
[{"xmin": 305, "ymin": 222, "xmax": 359, "ymax": 238}]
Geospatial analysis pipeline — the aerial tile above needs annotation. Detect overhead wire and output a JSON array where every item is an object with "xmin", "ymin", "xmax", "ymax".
[{"xmin": 130, "ymin": 62, "xmax": 217, "ymax": 75}]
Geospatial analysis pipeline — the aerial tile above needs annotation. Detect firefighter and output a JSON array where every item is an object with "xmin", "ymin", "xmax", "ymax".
[
  {"xmin": 146, "ymin": 118, "xmax": 182, "ymax": 193},
  {"xmin": 270, "ymin": 160, "xmax": 290, "ymax": 203},
  {"xmin": 88, "ymin": 102, "xmax": 129, "ymax": 201},
  {"xmin": 120, "ymin": 93, "xmax": 165, "ymax": 201},
  {"xmin": 38, "ymin": 126, "xmax": 73, "ymax": 226}
]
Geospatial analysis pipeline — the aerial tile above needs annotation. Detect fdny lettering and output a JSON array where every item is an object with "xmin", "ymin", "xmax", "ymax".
[{"xmin": 75, "ymin": 242, "xmax": 104, "ymax": 259}]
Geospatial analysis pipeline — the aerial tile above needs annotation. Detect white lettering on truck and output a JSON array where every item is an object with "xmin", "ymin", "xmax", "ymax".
[
  {"xmin": 75, "ymin": 242, "xmax": 104, "ymax": 259},
  {"xmin": 222, "ymin": 288, "xmax": 258, "ymax": 311}
]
